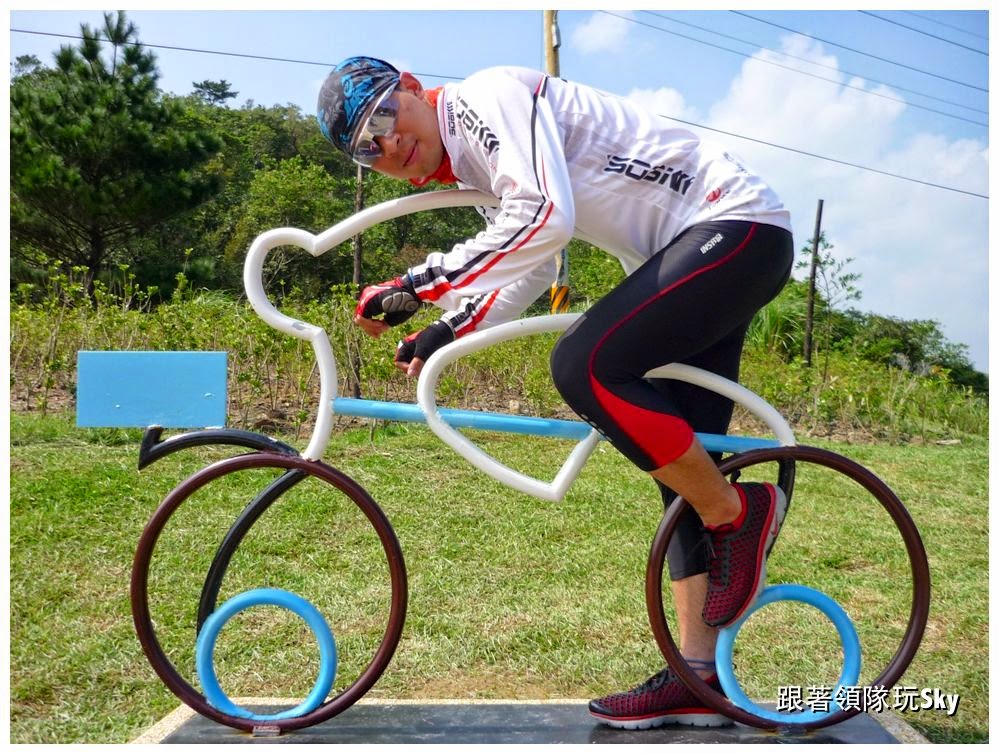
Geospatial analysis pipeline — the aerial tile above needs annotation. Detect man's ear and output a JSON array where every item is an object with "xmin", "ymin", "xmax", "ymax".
[{"xmin": 399, "ymin": 71, "xmax": 423, "ymax": 96}]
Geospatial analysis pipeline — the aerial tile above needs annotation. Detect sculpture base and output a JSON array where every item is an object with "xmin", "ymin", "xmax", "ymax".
[{"xmin": 133, "ymin": 698, "xmax": 927, "ymax": 745}]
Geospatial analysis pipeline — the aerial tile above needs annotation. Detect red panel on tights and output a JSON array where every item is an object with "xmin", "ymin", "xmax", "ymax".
[{"xmin": 589, "ymin": 375, "xmax": 694, "ymax": 468}]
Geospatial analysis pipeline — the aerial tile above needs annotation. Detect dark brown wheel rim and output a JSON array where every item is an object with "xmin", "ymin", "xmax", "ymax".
[
  {"xmin": 131, "ymin": 452, "xmax": 408, "ymax": 733},
  {"xmin": 645, "ymin": 445, "xmax": 931, "ymax": 731}
]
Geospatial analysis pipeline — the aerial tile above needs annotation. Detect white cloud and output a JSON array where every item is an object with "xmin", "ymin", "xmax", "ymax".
[
  {"xmin": 570, "ymin": 11, "xmax": 632, "ymax": 55},
  {"xmin": 697, "ymin": 36, "xmax": 989, "ymax": 369},
  {"xmin": 709, "ymin": 36, "xmax": 905, "ymax": 163},
  {"xmin": 828, "ymin": 135, "xmax": 988, "ymax": 365},
  {"xmin": 625, "ymin": 86, "xmax": 700, "ymax": 124}
]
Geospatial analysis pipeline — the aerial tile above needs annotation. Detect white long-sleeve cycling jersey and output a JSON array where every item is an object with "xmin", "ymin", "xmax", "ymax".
[{"xmin": 407, "ymin": 66, "xmax": 792, "ymax": 337}]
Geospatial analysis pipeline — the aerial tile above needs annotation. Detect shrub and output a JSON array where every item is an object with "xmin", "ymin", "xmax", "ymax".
[{"xmin": 10, "ymin": 279, "xmax": 987, "ymax": 444}]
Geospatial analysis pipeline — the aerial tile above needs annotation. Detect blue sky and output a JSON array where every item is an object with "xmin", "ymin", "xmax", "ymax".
[{"xmin": 8, "ymin": 6, "xmax": 990, "ymax": 370}]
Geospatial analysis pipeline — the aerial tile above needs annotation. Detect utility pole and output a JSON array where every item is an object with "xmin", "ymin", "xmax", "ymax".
[
  {"xmin": 544, "ymin": 9, "xmax": 560, "ymax": 79},
  {"xmin": 352, "ymin": 163, "xmax": 364, "ymax": 287},
  {"xmin": 803, "ymin": 199, "xmax": 824, "ymax": 367},
  {"xmin": 350, "ymin": 163, "xmax": 365, "ymax": 397},
  {"xmin": 544, "ymin": 10, "xmax": 570, "ymax": 314}
]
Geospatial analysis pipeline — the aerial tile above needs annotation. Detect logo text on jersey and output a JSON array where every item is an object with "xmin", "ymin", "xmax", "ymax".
[
  {"xmin": 456, "ymin": 96, "xmax": 499, "ymax": 155},
  {"xmin": 604, "ymin": 156, "xmax": 696, "ymax": 196},
  {"xmin": 707, "ymin": 186, "xmax": 732, "ymax": 204},
  {"xmin": 722, "ymin": 151, "xmax": 748, "ymax": 174},
  {"xmin": 700, "ymin": 233, "xmax": 724, "ymax": 255}
]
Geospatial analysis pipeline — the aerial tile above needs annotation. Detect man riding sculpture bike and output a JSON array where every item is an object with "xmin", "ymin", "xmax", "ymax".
[{"xmin": 317, "ymin": 56, "xmax": 794, "ymax": 730}]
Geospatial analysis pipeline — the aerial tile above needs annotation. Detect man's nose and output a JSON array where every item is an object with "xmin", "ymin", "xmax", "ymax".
[{"xmin": 375, "ymin": 133, "xmax": 398, "ymax": 157}]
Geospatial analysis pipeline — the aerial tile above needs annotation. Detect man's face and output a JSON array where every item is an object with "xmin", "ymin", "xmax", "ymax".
[{"xmin": 369, "ymin": 72, "xmax": 444, "ymax": 180}]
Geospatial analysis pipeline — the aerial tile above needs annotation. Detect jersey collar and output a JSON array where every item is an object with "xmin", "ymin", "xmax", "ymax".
[{"xmin": 409, "ymin": 87, "xmax": 457, "ymax": 187}]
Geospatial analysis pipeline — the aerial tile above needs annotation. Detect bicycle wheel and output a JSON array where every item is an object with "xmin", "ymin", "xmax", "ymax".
[
  {"xmin": 645, "ymin": 445, "xmax": 930, "ymax": 731},
  {"xmin": 131, "ymin": 452, "xmax": 407, "ymax": 733}
]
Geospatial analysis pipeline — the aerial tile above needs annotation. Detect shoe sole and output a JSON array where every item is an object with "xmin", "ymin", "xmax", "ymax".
[{"xmin": 590, "ymin": 710, "xmax": 733, "ymax": 730}]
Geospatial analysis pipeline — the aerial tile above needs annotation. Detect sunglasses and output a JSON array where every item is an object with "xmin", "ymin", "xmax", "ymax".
[{"xmin": 349, "ymin": 87, "xmax": 400, "ymax": 167}]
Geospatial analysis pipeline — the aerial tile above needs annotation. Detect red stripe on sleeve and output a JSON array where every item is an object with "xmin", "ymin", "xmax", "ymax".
[
  {"xmin": 419, "ymin": 200, "xmax": 555, "ymax": 302},
  {"xmin": 454, "ymin": 291, "xmax": 500, "ymax": 337}
]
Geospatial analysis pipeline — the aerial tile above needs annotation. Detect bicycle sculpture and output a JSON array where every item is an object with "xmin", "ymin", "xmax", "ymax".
[{"xmin": 130, "ymin": 190, "xmax": 930, "ymax": 735}]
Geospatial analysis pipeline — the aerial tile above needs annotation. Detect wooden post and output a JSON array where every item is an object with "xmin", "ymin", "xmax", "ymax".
[
  {"xmin": 804, "ymin": 199, "xmax": 824, "ymax": 367},
  {"xmin": 543, "ymin": 10, "xmax": 560, "ymax": 77},
  {"xmin": 544, "ymin": 10, "xmax": 570, "ymax": 314},
  {"xmin": 350, "ymin": 163, "xmax": 365, "ymax": 397},
  {"xmin": 352, "ymin": 163, "xmax": 364, "ymax": 287}
]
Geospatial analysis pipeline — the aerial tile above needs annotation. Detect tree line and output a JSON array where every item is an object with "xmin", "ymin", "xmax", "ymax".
[
  {"xmin": 9, "ymin": 11, "xmax": 986, "ymax": 395},
  {"xmin": 10, "ymin": 11, "xmax": 484, "ymax": 302}
]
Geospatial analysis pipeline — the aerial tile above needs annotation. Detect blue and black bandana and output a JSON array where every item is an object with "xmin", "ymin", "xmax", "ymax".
[{"xmin": 316, "ymin": 56, "xmax": 401, "ymax": 156}]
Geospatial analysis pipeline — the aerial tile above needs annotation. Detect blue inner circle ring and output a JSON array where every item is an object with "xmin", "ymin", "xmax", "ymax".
[
  {"xmin": 715, "ymin": 583, "xmax": 862, "ymax": 725},
  {"xmin": 195, "ymin": 588, "xmax": 337, "ymax": 721}
]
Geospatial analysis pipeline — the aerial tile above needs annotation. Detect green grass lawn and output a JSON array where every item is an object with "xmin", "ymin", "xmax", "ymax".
[{"xmin": 8, "ymin": 412, "xmax": 988, "ymax": 743}]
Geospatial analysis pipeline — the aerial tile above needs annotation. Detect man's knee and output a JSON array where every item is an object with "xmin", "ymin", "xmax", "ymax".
[{"xmin": 550, "ymin": 330, "xmax": 593, "ymax": 408}]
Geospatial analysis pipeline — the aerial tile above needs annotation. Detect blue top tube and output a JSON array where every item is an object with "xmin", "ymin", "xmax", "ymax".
[{"xmin": 333, "ymin": 397, "xmax": 781, "ymax": 455}]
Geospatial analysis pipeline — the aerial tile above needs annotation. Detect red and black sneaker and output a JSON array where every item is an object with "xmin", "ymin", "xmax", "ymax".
[
  {"xmin": 588, "ymin": 667, "xmax": 732, "ymax": 730},
  {"xmin": 702, "ymin": 482, "xmax": 788, "ymax": 628}
]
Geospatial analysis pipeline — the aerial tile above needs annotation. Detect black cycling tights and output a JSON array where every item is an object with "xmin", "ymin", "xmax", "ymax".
[{"xmin": 551, "ymin": 220, "xmax": 793, "ymax": 579}]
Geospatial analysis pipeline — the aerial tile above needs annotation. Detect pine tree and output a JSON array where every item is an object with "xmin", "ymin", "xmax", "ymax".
[{"xmin": 10, "ymin": 11, "xmax": 222, "ymax": 293}]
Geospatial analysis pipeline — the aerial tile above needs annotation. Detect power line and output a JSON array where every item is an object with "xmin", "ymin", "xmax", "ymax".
[
  {"xmin": 9, "ymin": 28, "xmax": 461, "ymax": 82},
  {"xmin": 638, "ymin": 11, "xmax": 987, "ymax": 117},
  {"xmin": 902, "ymin": 10, "xmax": 989, "ymax": 42},
  {"xmin": 605, "ymin": 12, "xmax": 986, "ymax": 128},
  {"xmin": 659, "ymin": 114, "xmax": 987, "ymax": 200},
  {"xmin": 14, "ymin": 28, "xmax": 335, "ymax": 68},
  {"xmin": 859, "ymin": 10, "xmax": 987, "ymax": 56},
  {"xmin": 10, "ymin": 26, "xmax": 986, "ymax": 200},
  {"xmin": 731, "ymin": 10, "xmax": 988, "ymax": 93}
]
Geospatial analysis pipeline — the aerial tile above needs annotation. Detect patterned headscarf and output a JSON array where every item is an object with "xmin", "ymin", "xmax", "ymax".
[{"xmin": 316, "ymin": 56, "xmax": 401, "ymax": 156}]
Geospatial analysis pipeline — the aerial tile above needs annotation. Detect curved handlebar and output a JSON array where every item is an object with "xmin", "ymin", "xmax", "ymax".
[{"xmin": 243, "ymin": 189, "xmax": 499, "ymax": 459}]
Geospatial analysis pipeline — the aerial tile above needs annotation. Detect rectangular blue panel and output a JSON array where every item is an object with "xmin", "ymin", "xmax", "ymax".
[
  {"xmin": 76, "ymin": 351, "xmax": 227, "ymax": 428},
  {"xmin": 332, "ymin": 397, "xmax": 781, "ymax": 453}
]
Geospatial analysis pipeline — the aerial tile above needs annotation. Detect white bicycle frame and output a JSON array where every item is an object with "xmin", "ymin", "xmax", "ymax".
[{"xmin": 244, "ymin": 189, "xmax": 795, "ymax": 501}]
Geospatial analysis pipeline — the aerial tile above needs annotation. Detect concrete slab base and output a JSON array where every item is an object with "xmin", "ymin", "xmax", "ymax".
[{"xmin": 132, "ymin": 698, "xmax": 929, "ymax": 745}]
